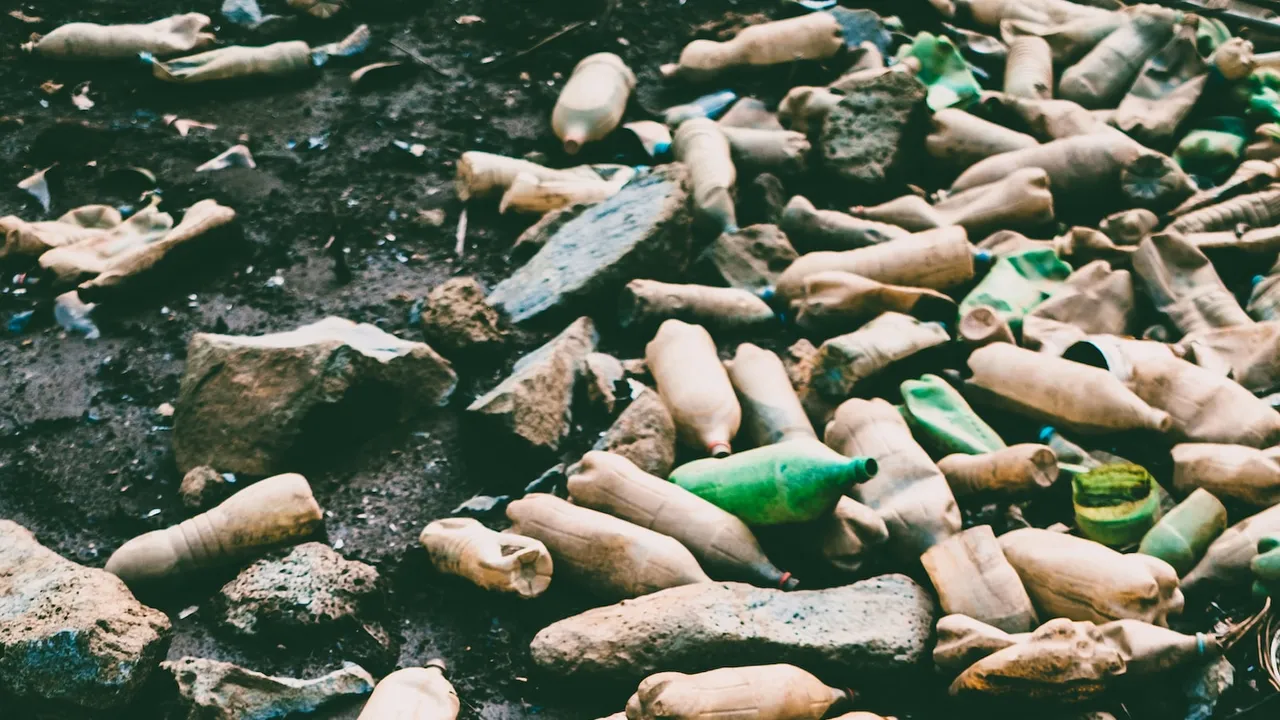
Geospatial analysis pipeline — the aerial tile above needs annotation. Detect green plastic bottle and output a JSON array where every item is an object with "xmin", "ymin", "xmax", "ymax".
[
  {"xmin": 895, "ymin": 32, "xmax": 981, "ymax": 111},
  {"xmin": 1252, "ymin": 534, "xmax": 1280, "ymax": 601},
  {"xmin": 958, "ymin": 248, "xmax": 1071, "ymax": 331},
  {"xmin": 1073, "ymin": 464, "xmax": 1162, "ymax": 548},
  {"xmin": 669, "ymin": 439, "xmax": 877, "ymax": 526},
  {"xmin": 1138, "ymin": 488, "xmax": 1227, "ymax": 576},
  {"xmin": 901, "ymin": 374, "xmax": 1006, "ymax": 457}
]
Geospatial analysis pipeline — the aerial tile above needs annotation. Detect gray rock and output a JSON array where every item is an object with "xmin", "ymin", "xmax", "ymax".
[
  {"xmin": 420, "ymin": 277, "xmax": 507, "ymax": 355},
  {"xmin": 594, "ymin": 385, "xmax": 677, "ymax": 477},
  {"xmin": 218, "ymin": 543, "xmax": 382, "ymax": 638},
  {"xmin": 739, "ymin": 173, "xmax": 787, "ymax": 227},
  {"xmin": 584, "ymin": 352, "xmax": 625, "ymax": 415},
  {"xmin": 530, "ymin": 574, "xmax": 935, "ymax": 684},
  {"xmin": 0, "ymin": 520, "xmax": 171, "ymax": 709},
  {"xmin": 468, "ymin": 317, "xmax": 597, "ymax": 452},
  {"xmin": 695, "ymin": 224, "xmax": 798, "ymax": 293},
  {"xmin": 164, "ymin": 657, "xmax": 374, "ymax": 720},
  {"xmin": 488, "ymin": 165, "xmax": 693, "ymax": 324},
  {"xmin": 173, "ymin": 317, "xmax": 457, "ymax": 475},
  {"xmin": 179, "ymin": 465, "xmax": 229, "ymax": 510},
  {"xmin": 820, "ymin": 71, "xmax": 927, "ymax": 191},
  {"xmin": 1182, "ymin": 656, "xmax": 1233, "ymax": 720}
]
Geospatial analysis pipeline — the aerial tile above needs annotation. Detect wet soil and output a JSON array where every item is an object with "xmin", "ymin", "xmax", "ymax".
[{"xmin": 2, "ymin": 1, "xmax": 1279, "ymax": 719}]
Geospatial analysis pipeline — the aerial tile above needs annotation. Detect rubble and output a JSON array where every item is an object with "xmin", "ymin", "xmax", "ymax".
[
  {"xmin": 420, "ymin": 276, "xmax": 507, "ymax": 355},
  {"xmin": 165, "ymin": 657, "xmax": 374, "ymax": 720}
]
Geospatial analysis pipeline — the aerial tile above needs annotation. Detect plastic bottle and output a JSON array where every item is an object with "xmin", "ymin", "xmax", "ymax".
[
  {"xmin": 1058, "ymin": 6, "xmax": 1179, "ymax": 109},
  {"xmin": 958, "ymin": 306, "xmax": 1016, "ymax": 348},
  {"xmin": 625, "ymin": 665, "xmax": 851, "ymax": 720},
  {"xmin": 816, "ymin": 496, "xmax": 890, "ymax": 574},
  {"xmin": 553, "ymin": 53, "xmax": 636, "ymax": 155},
  {"xmin": 718, "ymin": 126, "xmax": 810, "ymax": 175},
  {"xmin": 790, "ymin": 271, "xmax": 956, "ymax": 332},
  {"xmin": 1072, "ymin": 463, "xmax": 1162, "ymax": 548},
  {"xmin": 673, "ymin": 118, "xmax": 738, "ymax": 233},
  {"xmin": 1133, "ymin": 230, "xmax": 1252, "ymax": 332},
  {"xmin": 1138, "ymin": 488, "xmax": 1228, "ymax": 576},
  {"xmin": 1022, "ymin": 261, "xmax": 1134, "ymax": 352},
  {"xmin": 824, "ymin": 398, "xmax": 962, "ymax": 558},
  {"xmin": 999, "ymin": 13, "xmax": 1127, "ymax": 67},
  {"xmin": 1005, "ymin": 36, "xmax": 1053, "ymax": 100},
  {"xmin": 1182, "ymin": 504, "xmax": 1280, "ymax": 595},
  {"xmin": 777, "ymin": 86, "xmax": 845, "ymax": 136},
  {"xmin": 619, "ymin": 280, "xmax": 774, "ymax": 332},
  {"xmin": 1113, "ymin": 17, "xmax": 1207, "ymax": 145},
  {"xmin": 660, "ymin": 13, "xmax": 845, "ymax": 82},
  {"xmin": 926, "ymin": 108, "xmax": 1040, "ymax": 168},
  {"xmin": 854, "ymin": 167, "xmax": 1054, "ymax": 237},
  {"xmin": 1118, "ymin": 355, "xmax": 1280, "ymax": 447},
  {"xmin": 717, "ymin": 96, "xmax": 781, "ymax": 130},
  {"xmin": 419, "ymin": 518, "xmax": 553, "ymax": 598},
  {"xmin": 956, "ymin": 0, "xmax": 1112, "ymax": 33},
  {"xmin": 950, "ymin": 131, "xmax": 1144, "ymax": 197},
  {"xmin": 1172, "ymin": 444, "xmax": 1280, "ymax": 508},
  {"xmin": 979, "ymin": 92, "xmax": 1102, "ymax": 141},
  {"xmin": 24, "ymin": 14, "xmax": 215, "ymax": 59},
  {"xmin": 957, "ymin": 246, "xmax": 1072, "ymax": 328},
  {"xmin": 776, "ymin": 226, "xmax": 974, "ymax": 301},
  {"xmin": 998, "ymin": 528, "xmax": 1184, "ymax": 626},
  {"xmin": 356, "ymin": 661, "xmax": 458, "ymax": 720},
  {"xmin": 645, "ymin": 319, "xmax": 742, "ymax": 457},
  {"xmin": 938, "ymin": 445, "xmax": 1059, "ymax": 497},
  {"xmin": 922, "ymin": 525, "xmax": 1039, "ymax": 633},
  {"xmin": 664, "ymin": 90, "xmax": 738, "ymax": 127},
  {"xmin": 965, "ymin": 343, "xmax": 1173, "ymax": 435},
  {"xmin": 778, "ymin": 195, "xmax": 910, "ymax": 252},
  {"xmin": 1169, "ymin": 187, "xmax": 1280, "ymax": 234},
  {"xmin": 505, "ymin": 493, "xmax": 711, "ymax": 601},
  {"xmin": 104, "ymin": 473, "xmax": 322, "ymax": 584},
  {"xmin": 900, "ymin": 373, "xmax": 1007, "ymax": 456},
  {"xmin": 566, "ymin": 451, "xmax": 795, "ymax": 588},
  {"xmin": 499, "ymin": 172, "xmax": 628, "ymax": 215},
  {"xmin": 151, "ymin": 41, "xmax": 314, "ymax": 83},
  {"xmin": 724, "ymin": 343, "xmax": 816, "ymax": 446},
  {"xmin": 669, "ymin": 439, "xmax": 876, "ymax": 526},
  {"xmin": 1253, "ymin": 534, "xmax": 1280, "ymax": 599},
  {"xmin": 1250, "ymin": 258, "xmax": 1280, "ymax": 321},
  {"xmin": 1037, "ymin": 426, "xmax": 1101, "ymax": 474},
  {"xmin": 1099, "ymin": 208, "xmax": 1158, "ymax": 245},
  {"xmin": 455, "ymin": 152, "xmax": 596, "ymax": 203}
]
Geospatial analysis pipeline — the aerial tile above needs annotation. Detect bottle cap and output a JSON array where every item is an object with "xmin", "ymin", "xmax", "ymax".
[
  {"xmin": 1038, "ymin": 426, "xmax": 1056, "ymax": 442},
  {"xmin": 709, "ymin": 442, "xmax": 732, "ymax": 458},
  {"xmin": 425, "ymin": 658, "xmax": 448, "ymax": 673}
]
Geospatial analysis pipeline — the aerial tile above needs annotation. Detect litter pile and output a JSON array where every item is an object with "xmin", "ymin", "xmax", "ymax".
[{"xmin": 9, "ymin": 0, "xmax": 1280, "ymax": 719}]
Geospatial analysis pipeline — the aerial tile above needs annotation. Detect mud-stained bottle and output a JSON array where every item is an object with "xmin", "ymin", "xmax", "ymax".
[
  {"xmin": 779, "ymin": 195, "xmax": 910, "ymax": 252},
  {"xmin": 567, "ymin": 451, "xmax": 795, "ymax": 588},
  {"xmin": 776, "ymin": 226, "xmax": 974, "ymax": 301},
  {"xmin": 1138, "ymin": 488, "xmax": 1227, "ymax": 576},
  {"xmin": 104, "ymin": 473, "xmax": 323, "ymax": 584},
  {"xmin": 724, "ymin": 343, "xmax": 816, "ymax": 446},
  {"xmin": 619, "ymin": 280, "xmax": 775, "ymax": 332},
  {"xmin": 901, "ymin": 373, "xmax": 1007, "ymax": 457},
  {"xmin": 553, "ymin": 53, "xmax": 636, "ymax": 155},
  {"xmin": 1172, "ymin": 444, "xmax": 1280, "ymax": 508},
  {"xmin": 645, "ymin": 319, "xmax": 742, "ymax": 457},
  {"xmin": 659, "ymin": 13, "xmax": 845, "ymax": 82},
  {"xmin": 938, "ymin": 444, "xmax": 1059, "ymax": 497},
  {"xmin": 1004, "ymin": 36, "xmax": 1053, "ymax": 100},
  {"xmin": 1058, "ymin": 6, "xmax": 1179, "ymax": 109},
  {"xmin": 625, "ymin": 665, "xmax": 851, "ymax": 720},
  {"xmin": 791, "ymin": 270, "xmax": 956, "ymax": 332},
  {"xmin": 419, "ymin": 518, "xmax": 553, "ymax": 598},
  {"xmin": 674, "ymin": 118, "xmax": 738, "ymax": 233},
  {"xmin": 357, "ymin": 661, "xmax": 459, "ymax": 720},
  {"xmin": 921, "ymin": 525, "xmax": 1039, "ymax": 633},
  {"xmin": 1181, "ymin": 503, "xmax": 1280, "ymax": 595},
  {"xmin": 926, "ymin": 108, "xmax": 1039, "ymax": 168}
]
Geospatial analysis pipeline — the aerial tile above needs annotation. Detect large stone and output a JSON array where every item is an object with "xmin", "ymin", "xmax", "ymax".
[
  {"xmin": 487, "ymin": 164, "xmax": 693, "ymax": 324},
  {"xmin": 529, "ymin": 574, "xmax": 935, "ymax": 684},
  {"xmin": 468, "ymin": 317, "xmax": 597, "ymax": 452},
  {"xmin": 695, "ymin": 224, "xmax": 798, "ymax": 293},
  {"xmin": 218, "ymin": 543, "xmax": 383, "ymax": 639},
  {"xmin": 593, "ymin": 385, "xmax": 677, "ymax": 477},
  {"xmin": 0, "ymin": 520, "xmax": 171, "ymax": 709},
  {"xmin": 420, "ymin": 276, "xmax": 507, "ymax": 355},
  {"xmin": 820, "ymin": 71, "xmax": 927, "ymax": 192},
  {"xmin": 164, "ymin": 657, "xmax": 374, "ymax": 720},
  {"xmin": 173, "ymin": 317, "xmax": 457, "ymax": 475}
]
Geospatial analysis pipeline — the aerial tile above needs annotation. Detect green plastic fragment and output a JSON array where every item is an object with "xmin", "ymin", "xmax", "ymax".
[
  {"xmin": 895, "ymin": 32, "xmax": 981, "ymax": 111},
  {"xmin": 958, "ymin": 248, "xmax": 1071, "ymax": 331},
  {"xmin": 901, "ymin": 374, "xmax": 1006, "ymax": 456}
]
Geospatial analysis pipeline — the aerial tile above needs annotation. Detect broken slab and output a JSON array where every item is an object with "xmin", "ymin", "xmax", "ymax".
[
  {"xmin": 584, "ymin": 352, "xmax": 625, "ymax": 415},
  {"xmin": 593, "ymin": 384, "xmax": 678, "ymax": 477},
  {"xmin": 487, "ymin": 164, "xmax": 693, "ymax": 324},
  {"xmin": 820, "ymin": 71, "xmax": 928, "ymax": 192},
  {"xmin": 173, "ymin": 317, "xmax": 457, "ymax": 475},
  {"xmin": 420, "ymin": 276, "xmax": 507, "ymax": 356},
  {"xmin": 530, "ymin": 574, "xmax": 935, "ymax": 684},
  {"xmin": 695, "ymin": 224, "xmax": 798, "ymax": 292},
  {"xmin": 164, "ymin": 657, "xmax": 374, "ymax": 720},
  {"xmin": 468, "ymin": 317, "xmax": 597, "ymax": 453},
  {"xmin": 0, "ymin": 520, "xmax": 171, "ymax": 709}
]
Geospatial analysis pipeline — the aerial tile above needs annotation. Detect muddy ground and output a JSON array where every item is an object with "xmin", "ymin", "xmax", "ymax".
[{"xmin": 1, "ymin": 0, "xmax": 1279, "ymax": 718}]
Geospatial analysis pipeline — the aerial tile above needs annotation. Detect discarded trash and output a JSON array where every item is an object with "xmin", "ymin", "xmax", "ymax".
[
  {"xmin": 660, "ymin": 12, "xmax": 845, "ymax": 82},
  {"xmin": 921, "ymin": 525, "xmax": 1038, "ymax": 633},
  {"xmin": 54, "ymin": 290, "xmax": 99, "ymax": 339},
  {"xmin": 289, "ymin": 0, "xmax": 344, "ymax": 20},
  {"xmin": 19, "ymin": 166, "xmax": 53, "ymax": 212},
  {"xmin": 164, "ymin": 114, "xmax": 217, "ymax": 136},
  {"xmin": 152, "ymin": 41, "xmax": 314, "ymax": 83},
  {"xmin": 663, "ymin": 90, "xmax": 738, "ymax": 127},
  {"xmin": 196, "ymin": 145, "xmax": 256, "ymax": 172},
  {"xmin": 553, "ymin": 53, "xmax": 635, "ymax": 155},
  {"xmin": 356, "ymin": 661, "xmax": 458, "ymax": 720},
  {"xmin": 24, "ymin": 14, "xmax": 215, "ymax": 59},
  {"xmin": 938, "ymin": 444, "xmax": 1059, "ymax": 497},
  {"xmin": 900, "ymin": 373, "xmax": 1007, "ymax": 456},
  {"xmin": 222, "ymin": 0, "xmax": 282, "ymax": 27},
  {"xmin": 419, "ymin": 518, "xmax": 552, "ymax": 598},
  {"xmin": 673, "ymin": 118, "xmax": 738, "ymax": 233},
  {"xmin": 1072, "ymin": 463, "xmax": 1161, "ymax": 548},
  {"xmin": 646, "ymin": 319, "xmax": 741, "ymax": 457},
  {"xmin": 70, "ymin": 83, "xmax": 94, "ymax": 111},
  {"xmin": 1139, "ymin": 488, "xmax": 1228, "ymax": 576},
  {"xmin": 619, "ymin": 279, "xmax": 774, "ymax": 331},
  {"xmin": 625, "ymin": 665, "xmax": 851, "ymax": 720}
]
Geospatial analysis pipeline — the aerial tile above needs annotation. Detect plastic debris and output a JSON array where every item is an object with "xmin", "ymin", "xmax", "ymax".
[
  {"xmin": 196, "ymin": 145, "xmax": 256, "ymax": 172},
  {"xmin": 18, "ymin": 166, "xmax": 53, "ymax": 212}
]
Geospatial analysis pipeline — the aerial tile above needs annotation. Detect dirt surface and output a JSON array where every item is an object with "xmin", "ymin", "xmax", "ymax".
[{"xmin": 1, "ymin": 1, "xmax": 1278, "ymax": 719}]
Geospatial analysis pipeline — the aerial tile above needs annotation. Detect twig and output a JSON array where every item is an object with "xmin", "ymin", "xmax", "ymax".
[
  {"xmin": 387, "ymin": 38, "xmax": 451, "ymax": 78},
  {"xmin": 486, "ymin": 19, "xmax": 589, "ymax": 71}
]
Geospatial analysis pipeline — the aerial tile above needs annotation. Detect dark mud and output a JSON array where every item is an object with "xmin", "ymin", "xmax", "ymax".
[{"xmin": 1, "ymin": 1, "xmax": 1277, "ymax": 719}]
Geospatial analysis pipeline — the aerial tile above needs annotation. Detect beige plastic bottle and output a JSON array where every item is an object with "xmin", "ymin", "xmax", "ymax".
[
  {"xmin": 1169, "ymin": 187, "xmax": 1280, "ymax": 234},
  {"xmin": 921, "ymin": 525, "xmax": 1039, "ymax": 633},
  {"xmin": 777, "ymin": 86, "xmax": 845, "ymax": 136},
  {"xmin": 1005, "ymin": 36, "xmax": 1053, "ymax": 100},
  {"xmin": 779, "ymin": 195, "xmax": 911, "ymax": 252},
  {"xmin": 724, "ymin": 343, "xmax": 816, "ymax": 446},
  {"xmin": 625, "ymin": 665, "xmax": 850, "ymax": 720},
  {"xmin": 938, "ymin": 444, "xmax": 1060, "ymax": 497},
  {"xmin": 646, "ymin": 319, "xmax": 742, "ymax": 457},
  {"xmin": 1131, "ymin": 232, "xmax": 1253, "ymax": 335},
  {"xmin": 674, "ymin": 118, "xmax": 738, "ymax": 233},
  {"xmin": 357, "ymin": 661, "xmax": 459, "ymax": 720},
  {"xmin": 926, "ymin": 108, "xmax": 1040, "ymax": 168},
  {"xmin": 553, "ymin": 53, "xmax": 635, "ymax": 155},
  {"xmin": 419, "ymin": 518, "xmax": 553, "ymax": 599},
  {"xmin": 957, "ymin": 0, "xmax": 1112, "ymax": 32},
  {"xmin": 718, "ymin": 126, "xmax": 811, "ymax": 175},
  {"xmin": 152, "ymin": 41, "xmax": 314, "ymax": 83},
  {"xmin": 816, "ymin": 495, "xmax": 891, "ymax": 574},
  {"xmin": 776, "ymin": 227, "xmax": 974, "ymax": 301},
  {"xmin": 965, "ymin": 344, "xmax": 1173, "ymax": 435},
  {"xmin": 950, "ymin": 131, "xmax": 1144, "ymax": 197},
  {"xmin": 824, "ymin": 398, "xmax": 962, "ymax": 558},
  {"xmin": 958, "ymin": 306, "xmax": 1016, "ymax": 348},
  {"xmin": 1181, "ymin": 503, "xmax": 1280, "ymax": 594},
  {"xmin": 506, "ymin": 493, "xmax": 710, "ymax": 601},
  {"xmin": 1058, "ymin": 6, "xmax": 1179, "ymax": 109},
  {"xmin": 980, "ymin": 92, "xmax": 1101, "ymax": 140},
  {"xmin": 619, "ymin": 280, "xmax": 775, "ymax": 332},
  {"xmin": 456, "ymin": 152, "xmax": 602, "ymax": 203},
  {"xmin": 998, "ymin": 528, "xmax": 1184, "ymax": 626},
  {"xmin": 1022, "ymin": 261, "xmax": 1134, "ymax": 352},
  {"xmin": 25, "ymin": 14, "xmax": 216, "ymax": 59},
  {"xmin": 790, "ymin": 270, "xmax": 956, "ymax": 334},
  {"xmin": 660, "ymin": 13, "xmax": 845, "ymax": 82},
  {"xmin": 854, "ymin": 167, "xmax": 1054, "ymax": 237},
  {"xmin": 104, "ymin": 473, "xmax": 323, "ymax": 585},
  {"xmin": 1171, "ymin": 444, "xmax": 1280, "ymax": 508},
  {"xmin": 567, "ymin": 451, "xmax": 794, "ymax": 588},
  {"xmin": 1120, "ymin": 354, "xmax": 1280, "ymax": 447},
  {"xmin": 499, "ymin": 171, "xmax": 630, "ymax": 215}
]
